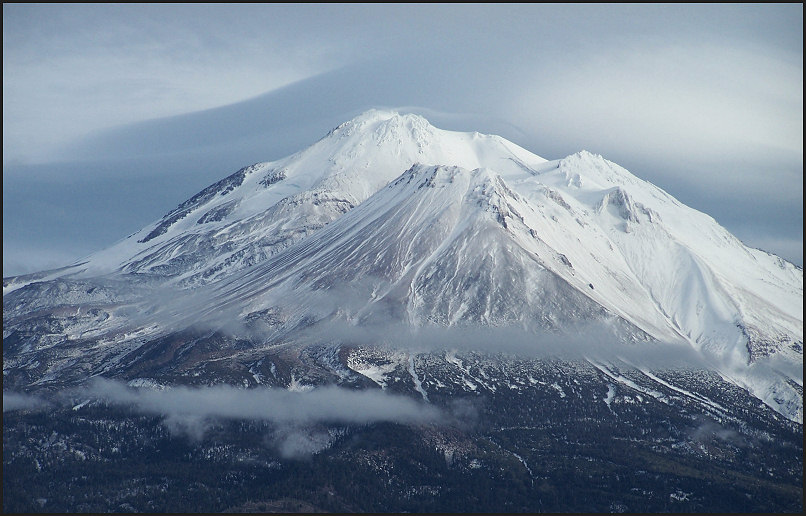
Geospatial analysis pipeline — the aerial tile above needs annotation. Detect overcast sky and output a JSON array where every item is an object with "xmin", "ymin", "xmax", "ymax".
[{"xmin": 3, "ymin": 4, "xmax": 803, "ymax": 275}]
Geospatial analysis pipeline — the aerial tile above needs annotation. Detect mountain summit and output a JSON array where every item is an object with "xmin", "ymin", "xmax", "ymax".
[{"xmin": 3, "ymin": 110, "xmax": 803, "ymax": 422}]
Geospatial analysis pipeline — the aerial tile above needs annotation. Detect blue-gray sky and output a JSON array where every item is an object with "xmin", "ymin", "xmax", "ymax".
[{"xmin": 3, "ymin": 4, "xmax": 803, "ymax": 275}]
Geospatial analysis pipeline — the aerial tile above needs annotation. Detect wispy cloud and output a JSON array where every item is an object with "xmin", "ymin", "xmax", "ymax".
[
  {"xmin": 5, "ymin": 379, "xmax": 444, "ymax": 456},
  {"xmin": 76, "ymin": 378, "xmax": 442, "ymax": 426},
  {"xmin": 3, "ymin": 392, "xmax": 50, "ymax": 412},
  {"xmin": 3, "ymin": 4, "xmax": 344, "ymax": 164}
]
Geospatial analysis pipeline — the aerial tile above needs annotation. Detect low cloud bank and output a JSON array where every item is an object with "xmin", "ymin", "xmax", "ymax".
[
  {"xmin": 3, "ymin": 392, "xmax": 49, "ymax": 412},
  {"xmin": 78, "ymin": 378, "xmax": 442, "ymax": 426},
  {"xmin": 6, "ymin": 380, "xmax": 444, "ymax": 457},
  {"xmin": 296, "ymin": 318, "xmax": 712, "ymax": 371}
]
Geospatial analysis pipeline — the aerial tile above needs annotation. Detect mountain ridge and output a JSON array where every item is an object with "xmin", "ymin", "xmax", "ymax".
[{"xmin": 3, "ymin": 110, "xmax": 802, "ymax": 422}]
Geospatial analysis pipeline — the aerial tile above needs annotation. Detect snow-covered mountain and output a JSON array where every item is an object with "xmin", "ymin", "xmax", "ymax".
[{"xmin": 3, "ymin": 110, "xmax": 803, "ymax": 422}]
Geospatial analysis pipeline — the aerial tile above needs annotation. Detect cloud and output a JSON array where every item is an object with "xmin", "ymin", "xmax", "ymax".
[
  {"xmin": 3, "ymin": 392, "xmax": 49, "ymax": 412},
  {"xmin": 2, "ymin": 4, "xmax": 346, "ymax": 164},
  {"xmin": 278, "ymin": 313, "xmax": 713, "ymax": 373},
  {"xmin": 6, "ymin": 4, "xmax": 801, "ymax": 166},
  {"xmin": 3, "ymin": 379, "xmax": 443, "ymax": 453},
  {"xmin": 689, "ymin": 416, "xmax": 746, "ymax": 447},
  {"xmin": 3, "ymin": 380, "xmax": 443, "ymax": 456},
  {"xmin": 5, "ymin": 376, "xmax": 479, "ymax": 457},
  {"xmin": 270, "ymin": 425, "xmax": 342, "ymax": 459},
  {"xmin": 76, "ymin": 377, "xmax": 442, "ymax": 426},
  {"xmin": 508, "ymin": 41, "xmax": 803, "ymax": 163}
]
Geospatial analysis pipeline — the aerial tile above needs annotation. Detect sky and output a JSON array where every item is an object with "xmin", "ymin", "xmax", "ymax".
[{"xmin": 3, "ymin": 3, "xmax": 803, "ymax": 276}]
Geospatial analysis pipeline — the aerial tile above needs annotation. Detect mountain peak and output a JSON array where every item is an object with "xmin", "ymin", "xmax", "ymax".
[
  {"xmin": 328, "ymin": 109, "xmax": 432, "ymax": 138},
  {"xmin": 346, "ymin": 108, "xmax": 422, "ymax": 124}
]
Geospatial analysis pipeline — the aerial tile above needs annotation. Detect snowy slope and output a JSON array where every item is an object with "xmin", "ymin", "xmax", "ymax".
[
  {"xmin": 193, "ymin": 164, "xmax": 671, "ymax": 337},
  {"xmin": 157, "ymin": 155, "xmax": 799, "ymax": 420},
  {"xmin": 6, "ymin": 110, "xmax": 547, "ymax": 289}
]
